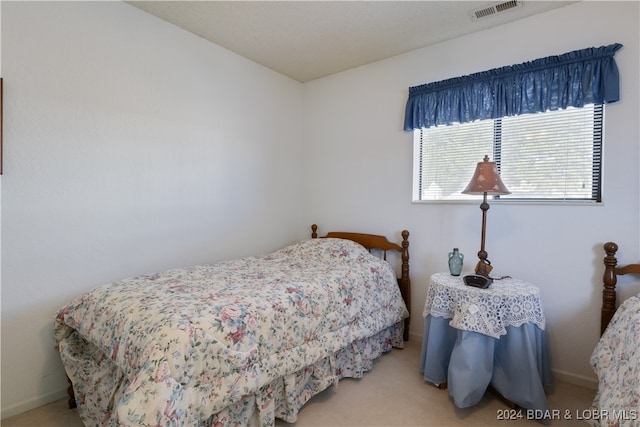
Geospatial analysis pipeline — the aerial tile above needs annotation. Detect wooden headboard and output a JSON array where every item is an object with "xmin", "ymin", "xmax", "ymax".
[
  {"xmin": 311, "ymin": 224, "xmax": 410, "ymax": 341},
  {"xmin": 601, "ymin": 241, "xmax": 640, "ymax": 335}
]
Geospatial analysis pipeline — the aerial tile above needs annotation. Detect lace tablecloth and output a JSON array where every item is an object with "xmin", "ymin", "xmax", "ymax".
[{"xmin": 422, "ymin": 272, "xmax": 546, "ymax": 338}]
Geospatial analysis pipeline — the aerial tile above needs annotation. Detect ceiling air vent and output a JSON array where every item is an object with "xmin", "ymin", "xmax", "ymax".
[{"xmin": 470, "ymin": 0, "xmax": 523, "ymax": 21}]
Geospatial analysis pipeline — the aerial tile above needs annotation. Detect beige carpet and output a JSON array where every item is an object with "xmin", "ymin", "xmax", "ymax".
[{"xmin": 2, "ymin": 339, "xmax": 595, "ymax": 426}]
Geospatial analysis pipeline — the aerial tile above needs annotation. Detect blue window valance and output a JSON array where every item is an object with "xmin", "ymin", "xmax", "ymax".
[{"xmin": 404, "ymin": 43, "xmax": 623, "ymax": 131}]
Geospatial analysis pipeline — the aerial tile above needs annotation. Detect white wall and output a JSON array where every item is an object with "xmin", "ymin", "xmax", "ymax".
[
  {"xmin": 303, "ymin": 1, "xmax": 640, "ymax": 388},
  {"xmin": 0, "ymin": 2, "xmax": 304, "ymax": 417}
]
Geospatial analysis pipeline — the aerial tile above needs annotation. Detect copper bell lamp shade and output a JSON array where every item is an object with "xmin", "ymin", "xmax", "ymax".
[{"xmin": 462, "ymin": 155, "xmax": 511, "ymax": 277}]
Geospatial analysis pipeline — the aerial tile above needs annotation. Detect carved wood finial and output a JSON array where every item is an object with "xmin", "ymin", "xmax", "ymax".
[
  {"xmin": 311, "ymin": 224, "xmax": 318, "ymax": 239},
  {"xmin": 604, "ymin": 242, "xmax": 618, "ymax": 257}
]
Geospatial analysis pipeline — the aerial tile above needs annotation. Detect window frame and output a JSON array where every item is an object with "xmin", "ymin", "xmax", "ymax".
[{"xmin": 412, "ymin": 104, "xmax": 604, "ymax": 205}]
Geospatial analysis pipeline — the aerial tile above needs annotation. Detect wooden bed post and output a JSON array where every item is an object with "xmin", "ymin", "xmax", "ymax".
[
  {"xmin": 400, "ymin": 230, "xmax": 410, "ymax": 341},
  {"xmin": 601, "ymin": 241, "xmax": 640, "ymax": 335},
  {"xmin": 602, "ymin": 242, "xmax": 619, "ymax": 336}
]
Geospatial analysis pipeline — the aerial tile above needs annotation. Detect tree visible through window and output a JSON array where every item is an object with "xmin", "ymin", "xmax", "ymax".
[{"xmin": 413, "ymin": 104, "xmax": 603, "ymax": 203}]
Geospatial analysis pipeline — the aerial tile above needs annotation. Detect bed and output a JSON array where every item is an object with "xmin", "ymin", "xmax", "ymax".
[
  {"xmin": 589, "ymin": 241, "xmax": 640, "ymax": 426},
  {"xmin": 54, "ymin": 224, "xmax": 410, "ymax": 427}
]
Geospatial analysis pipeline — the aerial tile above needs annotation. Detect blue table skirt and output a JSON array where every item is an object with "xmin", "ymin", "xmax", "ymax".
[{"xmin": 420, "ymin": 315, "xmax": 553, "ymax": 411}]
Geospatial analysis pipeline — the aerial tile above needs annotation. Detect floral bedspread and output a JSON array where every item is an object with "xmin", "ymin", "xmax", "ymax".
[
  {"xmin": 54, "ymin": 238, "xmax": 408, "ymax": 426},
  {"xmin": 589, "ymin": 294, "xmax": 640, "ymax": 426}
]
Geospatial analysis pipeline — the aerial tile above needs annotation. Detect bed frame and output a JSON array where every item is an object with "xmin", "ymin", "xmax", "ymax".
[
  {"xmin": 601, "ymin": 241, "xmax": 640, "ymax": 335},
  {"xmin": 311, "ymin": 224, "xmax": 411, "ymax": 341}
]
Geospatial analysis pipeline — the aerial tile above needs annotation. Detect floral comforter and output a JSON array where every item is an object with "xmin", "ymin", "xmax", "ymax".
[
  {"xmin": 54, "ymin": 238, "xmax": 408, "ymax": 426},
  {"xmin": 589, "ymin": 294, "xmax": 640, "ymax": 426}
]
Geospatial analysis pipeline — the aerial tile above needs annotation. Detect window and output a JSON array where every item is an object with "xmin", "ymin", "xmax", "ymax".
[{"xmin": 413, "ymin": 104, "xmax": 603, "ymax": 203}]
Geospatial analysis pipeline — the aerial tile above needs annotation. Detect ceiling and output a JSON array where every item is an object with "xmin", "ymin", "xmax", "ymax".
[{"xmin": 127, "ymin": 1, "xmax": 576, "ymax": 83}]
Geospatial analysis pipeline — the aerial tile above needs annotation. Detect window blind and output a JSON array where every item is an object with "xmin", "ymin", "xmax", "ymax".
[{"xmin": 415, "ymin": 104, "xmax": 603, "ymax": 202}]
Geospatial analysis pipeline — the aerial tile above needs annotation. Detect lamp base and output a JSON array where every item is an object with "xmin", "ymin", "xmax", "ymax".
[{"xmin": 474, "ymin": 260, "xmax": 493, "ymax": 277}]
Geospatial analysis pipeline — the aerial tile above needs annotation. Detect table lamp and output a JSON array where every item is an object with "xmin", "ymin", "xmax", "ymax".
[{"xmin": 462, "ymin": 155, "xmax": 510, "ymax": 277}]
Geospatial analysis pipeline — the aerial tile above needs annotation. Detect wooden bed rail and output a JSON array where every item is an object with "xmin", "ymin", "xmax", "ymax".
[
  {"xmin": 602, "ymin": 241, "xmax": 640, "ymax": 335},
  {"xmin": 312, "ymin": 224, "xmax": 411, "ymax": 341}
]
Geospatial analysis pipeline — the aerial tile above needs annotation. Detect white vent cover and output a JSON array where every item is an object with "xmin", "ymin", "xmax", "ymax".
[{"xmin": 470, "ymin": 0, "xmax": 523, "ymax": 21}]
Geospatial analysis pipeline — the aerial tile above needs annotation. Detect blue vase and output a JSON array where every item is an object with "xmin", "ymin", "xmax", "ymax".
[{"xmin": 448, "ymin": 248, "xmax": 464, "ymax": 276}]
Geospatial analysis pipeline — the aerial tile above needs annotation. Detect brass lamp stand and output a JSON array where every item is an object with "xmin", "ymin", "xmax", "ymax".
[{"xmin": 462, "ymin": 155, "xmax": 511, "ymax": 277}]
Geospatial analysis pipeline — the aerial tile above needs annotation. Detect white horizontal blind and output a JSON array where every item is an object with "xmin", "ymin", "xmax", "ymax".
[
  {"xmin": 414, "ymin": 104, "xmax": 602, "ymax": 202},
  {"xmin": 500, "ymin": 105, "xmax": 601, "ymax": 201},
  {"xmin": 417, "ymin": 121, "xmax": 493, "ymax": 201}
]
